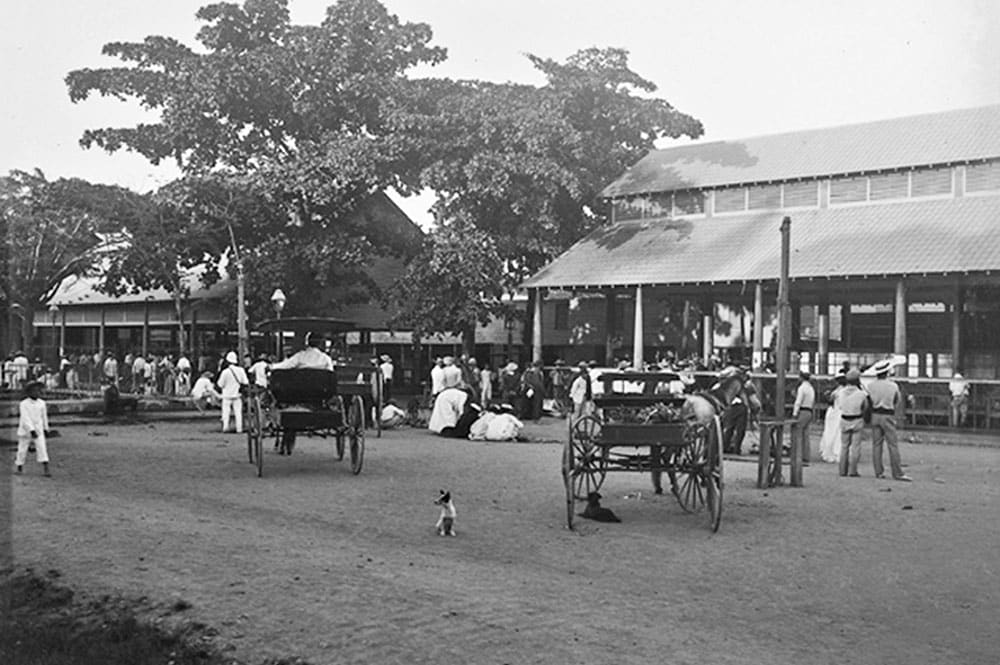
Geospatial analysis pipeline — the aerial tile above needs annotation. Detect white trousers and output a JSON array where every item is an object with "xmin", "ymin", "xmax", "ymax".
[
  {"xmin": 221, "ymin": 396, "xmax": 243, "ymax": 433},
  {"xmin": 16, "ymin": 434, "xmax": 49, "ymax": 465}
]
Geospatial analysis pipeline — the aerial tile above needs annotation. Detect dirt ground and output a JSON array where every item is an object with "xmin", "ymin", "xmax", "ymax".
[{"xmin": 5, "ymin": 417, "xmax": 999, "ymax": 665}]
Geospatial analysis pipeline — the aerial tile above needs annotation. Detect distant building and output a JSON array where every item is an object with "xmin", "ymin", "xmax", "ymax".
[{"xmin": 523, "ymin": 105, "xmax": 1000, "ymax": 380}]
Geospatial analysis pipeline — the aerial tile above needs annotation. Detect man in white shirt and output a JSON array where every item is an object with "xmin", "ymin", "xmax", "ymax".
[
  {"xmin": 948, "ymin": 372, "xmax": 970, "ymax": 427},
  {"xmin": 429, "ymin": 357, "xmax": 445, "ymax": 397},
  {"xmin": 270, "ymin": 332, "xmax": 334, "ymax": 371},
  {"xmin": 175, "ymin": 354, "xmax": 192, "ymax": 395},
  {"xmin": 441, "ymin": 356, "xmax": 462, "ymax": 389},
  {"xmin": 217, "ymin": 351, "xmax": 249, "ymax": 433},
  {"xmin": 191, "ymin": 371, "xmax": 221, "ymax": 411},
  {"xmin": 16, "ymin": 380, "xmax": 50, "ymax": 476},
  {"xmin": 378, "ymin": 354, "xmax": 394, "ymax": 400},
  {"xmin": 792, "ymin": 370, "xmax": 816, "ymax": 464},
  {"xmin": 249, "ymin": 353, "xmax": 270, "ymax": 388}
]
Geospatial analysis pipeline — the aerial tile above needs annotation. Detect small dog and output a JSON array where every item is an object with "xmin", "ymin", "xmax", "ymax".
[
  {"xmin": 434, "ymin": 489, "xmax": 457, "ymax": 536},
  {"xmin": 580, "ymin": 492, "xmax": 621, "ymax": 523}
]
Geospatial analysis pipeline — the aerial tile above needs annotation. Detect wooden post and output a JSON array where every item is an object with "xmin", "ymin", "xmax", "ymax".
[
  {"xmin": 532, "ymin": 289, "xmax": 543, "ymax": 364},
  {"xmin": 776, "ymin": 217, "xmax": 801, "ymax": 486},
  {"xmin": 632, "ymin": 285, "xmax": 644, "ymax": 369},
  {"xmin": 604, "ymin": 292, "xmax": 616, "ymax": 366},
  {"xmin": 894, "ymin": 279, "xmax": 907, "ymax": 377},
  {"xmin": 701, "ymin": 302, "xmax": 713, "ymax": 366},
  {"xmin": 681, "ymin": 299, "xmax": 691, "ymax": 357},
  {"xmin": 752, "ymin": 283, "xmax": 764, "ymax": 370},
  {"xmin": 59, "ymin": 310, "xmax": 66, "ymax": 358},
  {"xmin": 142, "ymin": 300, "xmax": 150, "ymax": 357},
  {"xmin": 951, "ymin": 282, "xmax": 963, "ymax": 374}
]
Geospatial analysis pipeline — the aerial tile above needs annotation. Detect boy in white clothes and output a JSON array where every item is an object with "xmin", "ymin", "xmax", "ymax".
[{"xmin": 16, "ymin": 380, "xmax": 51, "ymax": 476}]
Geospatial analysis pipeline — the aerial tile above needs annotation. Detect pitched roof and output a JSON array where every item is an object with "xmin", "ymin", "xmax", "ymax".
[
  {"xmin": 522, "ymin": 195, "xmax": 1000, "ymax": 289},
  {"xmin": 601, "ymin": 105, "xmax": 1000, "ymax": 198}
]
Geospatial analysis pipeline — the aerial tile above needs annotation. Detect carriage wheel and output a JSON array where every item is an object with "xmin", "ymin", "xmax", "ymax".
[
  {"xmin": 766, "ymin": 424, "xmax": 783, "ymax": 487},
  {"xmin": 675, "ymin": 422, "xmax": 711, "ymax": 513},
  {"xmin": 246, "ymin": 392, "xmax": 259, "ymax": 464},
  {"xmin": 348, "ymin": 395, "xmax": 365, "ymax": 475},
  {"xmin": 334, "ymin": 396, "xmax": 346, "ymax": 460},
  {"xmin": 706, "ymin": 417, "xmax": 724, "ymax": 532},
  {"xmin": 566, "ymin": 415, "xmax": 606, "ymax": 502}
]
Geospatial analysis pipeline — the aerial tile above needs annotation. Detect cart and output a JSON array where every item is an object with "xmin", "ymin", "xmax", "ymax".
[
  {"xmin": 562, "ymin": 371, "xmax": 724, "ymax": 532},
  {"xmin": 244, "ymin": 317, "xmax": 377, "ymax": 478}
]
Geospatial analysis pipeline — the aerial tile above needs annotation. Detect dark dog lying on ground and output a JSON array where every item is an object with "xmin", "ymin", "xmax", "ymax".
[{"xmin": 580, "ymin": 492, "xmax": 621, "ymax": 522}]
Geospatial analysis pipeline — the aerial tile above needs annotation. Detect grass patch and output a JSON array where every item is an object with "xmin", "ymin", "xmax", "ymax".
[{"xmin": 0, "ymin": 569, "xmax": 228, "ymax": 665}]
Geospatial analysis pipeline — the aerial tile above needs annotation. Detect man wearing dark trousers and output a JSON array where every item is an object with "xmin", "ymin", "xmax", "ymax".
[
  {"xmin": 866, "ymin": 359, "xmax": 912, "ymax": 482},
  {"xmin": 792, "ymin": 370, "xmax": 816, "ymax": 464}
]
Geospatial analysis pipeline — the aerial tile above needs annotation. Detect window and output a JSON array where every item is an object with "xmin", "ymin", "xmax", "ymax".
[
  {"xmin": 748, "ymin": 184, "xmax": 781, "ymax": 209},
  {"xmin": 781, "ymin": 181, "xmax": 818, "ymax": 208},
  {"xmin": 554, "ymin": 302, "xmax": 569, "ymax": 330},
  {"xmin": 869, "ymin": 172, "xmax": 909, "ymax": 201},
  {"xmin": 612, "ymin": 197, "xmax": 644, "ymax": 221},
  {"xmin": 911, "ymin": 166, "xmax": 952, "ymax": 197},
  {"xmin": 673, "ymin": 190, "xmax": 705, "ymax": 215},
  {"xmin": 966, "ymin": 161, "xmax": 1000, "ymax": 193},
  {"xmin": 714, "ymin": 187, "xmax": 746, "ymax": 213},
  {"xmin": 829, "ymin": 176, "xmax": 867, "ymax": 204},
  {"xmin": 646, "ymin": 192, "xmax": 672, "ymax": 218}
]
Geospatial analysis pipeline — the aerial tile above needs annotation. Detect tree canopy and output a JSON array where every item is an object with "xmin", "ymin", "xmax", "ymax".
[
  {"xmin": 66, "ymin": 0, "xmax": 445, "ymax": 319},
  {"xmin": 389, "ymin": 47, "xmax": 703, "ymax": 341},
  {"xmin": 1, "ymin": 169, "xmax": 142, "ymax": 354}
]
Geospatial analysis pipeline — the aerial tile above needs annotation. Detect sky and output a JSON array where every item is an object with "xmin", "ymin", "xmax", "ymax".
[{"xmin": 3, "ymin": 0, "xmax": 999, "ymax": 227}]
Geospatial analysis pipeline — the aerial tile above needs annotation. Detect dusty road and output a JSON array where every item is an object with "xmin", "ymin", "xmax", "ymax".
[{"xmin": 6, "ymin": 419, "xmax": 1000, "ymax": 665}]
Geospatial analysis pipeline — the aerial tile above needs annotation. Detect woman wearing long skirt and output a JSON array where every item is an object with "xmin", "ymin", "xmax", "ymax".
[{"xmin": 819, "ymin": 369, "xmax": 848, "ymax": 462}]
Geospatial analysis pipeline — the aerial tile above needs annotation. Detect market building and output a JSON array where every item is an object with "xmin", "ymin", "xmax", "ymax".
[{"xmin": 522, "ymin": 105, "xmax": 1000, "ymax": 426}]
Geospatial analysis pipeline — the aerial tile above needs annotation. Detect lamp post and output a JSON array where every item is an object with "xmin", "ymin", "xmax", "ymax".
[
  {"xmin": 271, "ymin": 289, "xmax": 286, "ymax": 358},
  {"xmin": 48, "ymin": 303, "xmax": 59, "ymax": 367}
]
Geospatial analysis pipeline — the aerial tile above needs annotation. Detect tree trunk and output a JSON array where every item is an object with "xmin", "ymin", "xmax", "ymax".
[
  {"xmin": 462, "ymin": 321, "xmax": 476, "ymax": 358},
  {"xmin": 173, "ymin": 288, "xmax": 187, "ymax": 357},
  {"xmin": 20, "ymin": 305, "xmax": 36, "ymax": 358}
]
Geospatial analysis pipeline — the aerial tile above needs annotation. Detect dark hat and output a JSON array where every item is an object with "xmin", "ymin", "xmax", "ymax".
[
  {"xmin": 24, "ymin": 379, "xmax": 43, "ymax": 392},
  {"xmin": 306, "ymin": 331, "xmax": 326, "ymax": 346},
  {"xmin": 799, "ymin": 370, "xmax": 811, "ymax": 380}
]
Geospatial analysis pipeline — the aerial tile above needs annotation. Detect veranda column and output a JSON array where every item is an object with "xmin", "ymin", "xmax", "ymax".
[
  {"xmin": 817, "ymin": 300, "xmax": 830, "ymax": 375},
  {"xmin": 951, "ymin": 282, "xmax": 963, "ymax": 373},
  {"xmin": 604, "ymin": 292, "xmax": 616, "ymax": 366},
  {"xmin": 752, "ymin": 283, "xmax": 764, "ymax": 370},
  {"xmin": 99, "ymin": 306, "xmax": 106, "ymax": 357},
  {"xmin": 531, "ymin": 289, "xmax": 543, "ymax": 364},
  {"xmin": 142, "ymin": 299, "xmax": 150, "ymax": 358},
  {"xmin": 894, "ymin": 279, "xmax": 907, "ymax": 377},
  {"xmin": 632, "ymin": 285, "xmax": 644, "ymax": 369},
  {"xmin": 59, "ymin": 309, "xmax": 66, "ymax": 358},
  {"xmin": 701, "ymin": 300, "xmax": 714, "ymax": 366}
]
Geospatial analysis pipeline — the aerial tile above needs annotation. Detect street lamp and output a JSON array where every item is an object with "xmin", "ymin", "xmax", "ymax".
[
  {"xmin": 48, "ymin": 303, "xmax": 60, "ymax": 367},
  {"xmin": 271, "ymin": 289, "xmax": 286, "ymax": 358}
]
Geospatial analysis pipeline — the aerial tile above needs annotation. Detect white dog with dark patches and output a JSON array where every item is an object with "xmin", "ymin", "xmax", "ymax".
[{"xmin": 434, "ymin": 490, "xmax": 457, "ymax": 536}]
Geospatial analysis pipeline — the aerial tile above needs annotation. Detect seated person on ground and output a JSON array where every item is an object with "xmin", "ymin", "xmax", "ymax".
[
  {"xmin": 428, "ymin": 384, "xmax": 469, "ymax": 434},
  {"xmin": 379, "ymin": 401, "xmax": 407, "ymax": 429},
  {"xmin": 440, "ymin": 401, "xmax": 482, "ymax": 439},
  {"xmin": 103, "ymin": 379, "xmax": 139, "ymax": 415},
  {"xmin": 190, "ymin": 371, "xmax": 221, "ymax": 411}
]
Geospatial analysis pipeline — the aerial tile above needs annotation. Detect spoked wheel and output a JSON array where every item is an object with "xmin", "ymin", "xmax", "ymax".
[
  {"xmin": 674, "ymin": 420, "xmax": 724, "ymax": 530},
  {"xmin": 705, "ymin": 416, "xmax": 724, "ymax": 532},
  {"xmin": 348, "ymin": 395, "xmax": 366, "ymax": 475},
  {"xmin": 566, "ymin": 415, "xmax": 607, "ymax": 503},
  {"xmin": 246, "ymin": 392, "xmax": 259, "ymax": 464},
  {"xmin": 245, "ymin": 392, "xmax": 264, "ymax": 477},
  {"xmin": 766, "ymin": 425, "xmax": 783, "ymax": 487},
  {"xmin": 335, "ymin": 396, "xmax": 346, "ymax": 460}
]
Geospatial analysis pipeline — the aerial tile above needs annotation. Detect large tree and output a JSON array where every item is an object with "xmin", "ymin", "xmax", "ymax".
[
  {"xmin": 65, "ymin": 0, "xmax": 445, "ymax": 319},
  {"xmin": 390, "ymin": 48, "xmax": 703, "ymax": 347},
  {"xmin": 1, "ymin": 170, "xmax": 140, "ymax": 356}
]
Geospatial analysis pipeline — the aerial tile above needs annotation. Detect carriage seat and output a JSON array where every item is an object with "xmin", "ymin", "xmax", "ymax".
[{"xmin": 269, "ymin": 369, "xmax": 338, "ymax": 407}]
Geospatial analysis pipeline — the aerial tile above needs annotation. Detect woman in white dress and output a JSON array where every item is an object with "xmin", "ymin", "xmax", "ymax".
[{"xmin": 819, "ymin": 369, "xmax": 848, "ymax": 463}]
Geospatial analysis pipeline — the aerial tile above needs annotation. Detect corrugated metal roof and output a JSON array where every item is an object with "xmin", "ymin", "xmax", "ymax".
[
  {"xmin": 522, "ymin": 195, "xmax": 1000, "ymax": 289},
  {"xmin": 601, "ymin": 105, "xmax": 1000, "ymax": 197}
]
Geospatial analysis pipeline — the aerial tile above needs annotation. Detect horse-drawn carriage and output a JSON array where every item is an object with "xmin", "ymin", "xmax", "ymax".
[
  {"xmin": 243, "ymin": 318, "xmax": 384, "ymax": 478},
  {"xmin": 563, "ymin": 370, "xmax": 749, "ymax": 532}
]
